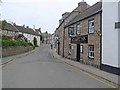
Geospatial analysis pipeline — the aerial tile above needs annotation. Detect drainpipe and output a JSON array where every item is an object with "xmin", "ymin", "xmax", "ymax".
[{"xmin": 63, "ymin": 21, "xmax": 65, "ymax": 57}]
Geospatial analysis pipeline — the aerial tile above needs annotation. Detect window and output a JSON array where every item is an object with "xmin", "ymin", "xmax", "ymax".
[
  {"xmin": 88, "ymin": 45, "xmax": 94, "ymax": 59},
  {"xmin": 68, "ymin": 27, "xmax": 74, "ymax": 35},
  {"xmin": 76, "ymin": 24, "xmax": 81, "ymax": 35},
  {"xmin": 80, "ymin": 45, "xmax": 83, "ymax": 53},
  {"xmin": 68, "ymin": 44, "xmax": 72, "ymax": 55},
  {"xmin": 88, "ymin": 20, "xmax": 94, "ymax": 33}
]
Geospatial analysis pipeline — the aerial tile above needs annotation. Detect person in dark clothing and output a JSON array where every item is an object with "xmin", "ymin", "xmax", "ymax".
[{"xmin": 51, "ymin": 44, "xmax": 53, "ymax": 49}]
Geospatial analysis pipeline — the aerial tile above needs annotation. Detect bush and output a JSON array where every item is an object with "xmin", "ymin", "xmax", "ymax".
[
  {"xmin": 33, "ymin": 37, "xmax": 37, "ymax": 47},
  {"xmin": 2, "ymin": 40, "xmax": 29, "ymax": 48},
  {"xmin": 2, "ymin": 35, "xmax": 12, "ymax": 40},
  {"xmin": 28, "ymin": 43, "xmax": 36, "ymax": 49}
]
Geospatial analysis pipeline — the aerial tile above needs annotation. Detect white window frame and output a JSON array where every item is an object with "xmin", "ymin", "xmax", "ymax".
[
  {"xmin": 80, "ymin": 45, "xmax": 83, "ymax": 53},
  {"xmin": 76, "ymin": 24, "xmax": 81, "ymax": 35},
  {"xmin": 88, "ymin": 20, "xmax": 94, "ymax": 34},
  {"xmin": 88, "ymin": 45, "xmax": 94, "ymax": 59}
]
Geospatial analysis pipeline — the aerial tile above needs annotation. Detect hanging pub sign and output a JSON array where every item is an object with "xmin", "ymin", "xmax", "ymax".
[{"xmin": 71, "ymin": 35, "xmax": 88, "ymax": 44}]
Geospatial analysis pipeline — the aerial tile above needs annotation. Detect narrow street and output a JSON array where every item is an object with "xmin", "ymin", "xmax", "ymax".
[{"xmin": 2, "ymin": 44, "xmax": 114, "ymax": 88}]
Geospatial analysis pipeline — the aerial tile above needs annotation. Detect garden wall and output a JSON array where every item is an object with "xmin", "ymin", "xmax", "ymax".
[{"xmin": 2, "ymin": 46, "xmax": 33, "ymax": 57}]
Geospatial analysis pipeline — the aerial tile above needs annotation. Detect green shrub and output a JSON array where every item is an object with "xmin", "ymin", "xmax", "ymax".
[
  {"xmin": 33, "ymin": 37, "xmax": 37, "ymax": 47},
  {"xmin": 2, "ymin": 35, "xmax": 12, "ymax": 40},
  {"xmin": 2, "ymin": 40, "xmax": 29, "ymax": 48}
]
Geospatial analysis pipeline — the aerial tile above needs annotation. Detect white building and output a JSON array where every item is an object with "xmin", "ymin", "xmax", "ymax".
[
  {"xmin": 15, "ymin": 25, "xmax": 41, "ymax": 46},
  {"xmin": 102, "ymin": 0, "xmax": 120, "ymax": 75}
]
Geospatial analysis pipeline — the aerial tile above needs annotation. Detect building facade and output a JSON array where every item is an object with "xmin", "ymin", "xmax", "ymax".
[
  {"xmin": 55, "ymin": 0, "xmax": 120, "ymax": 75},
  {"xmin": 64, "ymin": 2, "xmax": 102, "ymax": 68},
  {"xmin": 101, "ymin": 0, "xmax": 120, "ymax": 75},
  {"xmin": 55, "ymin": 1, "xmax": 90, "ymax": 56}
]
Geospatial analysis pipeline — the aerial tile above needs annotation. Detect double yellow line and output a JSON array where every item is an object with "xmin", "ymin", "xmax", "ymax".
[{"xmin": 62, "ymin": 61, "xmax": 119, "ymax": 89}]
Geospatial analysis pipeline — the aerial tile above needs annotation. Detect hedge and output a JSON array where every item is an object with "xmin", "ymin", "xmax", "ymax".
[
  {"xmin": 2, "ymin": 40, "xmax": 29, "ymax": 48},
  {"xmin": 1, "ymin": 35, "xmax": 12, "ymax": 40}
]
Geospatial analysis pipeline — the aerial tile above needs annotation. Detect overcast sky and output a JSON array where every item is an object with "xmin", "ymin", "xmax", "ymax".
[{"xmin": 1, "ymin": 0, "xmax": 100, "ymax": 34}]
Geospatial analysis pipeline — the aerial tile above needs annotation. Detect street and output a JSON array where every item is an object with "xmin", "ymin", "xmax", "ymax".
[{"xmin": 2, "ymin": 44, "xmax": 114, "ymax": 88}]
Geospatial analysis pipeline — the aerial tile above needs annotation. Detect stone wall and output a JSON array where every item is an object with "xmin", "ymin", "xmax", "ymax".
[
  {"xmin": 64, "ymin": 13, "xmax": 101, "ymax": 68},
  {"xmin": 2, "ymin": 46, "xmax": 33, "ymax": 57}
]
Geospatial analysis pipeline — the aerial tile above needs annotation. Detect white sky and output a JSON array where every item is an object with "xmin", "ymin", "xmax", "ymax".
[{"xmin": 1, "ymin": 0, "xmax": 100, "ymax": 34}]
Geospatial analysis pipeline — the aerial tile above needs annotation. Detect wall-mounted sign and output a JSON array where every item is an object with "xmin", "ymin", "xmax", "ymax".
[
  {"xmin": 71, "ymin": 35, "xmax": 88, "ymax": 44},
  {"xmin": 115, "ymin": 22, "xmax": 120, "ymax": 29}
]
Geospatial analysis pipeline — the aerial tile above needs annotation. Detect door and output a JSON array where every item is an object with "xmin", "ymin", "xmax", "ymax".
[
  {"xmin": 76, "ymin": 44, "xmax": 80, "ymax": 61},
  {"xmin": 58, "ymin": 42, "xmax": 60, "ymax": 55}
]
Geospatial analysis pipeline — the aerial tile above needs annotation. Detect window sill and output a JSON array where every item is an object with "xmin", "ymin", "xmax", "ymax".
[{"xmin": 88, "ymin": 56, "xmax": 94, "ymax": 59}]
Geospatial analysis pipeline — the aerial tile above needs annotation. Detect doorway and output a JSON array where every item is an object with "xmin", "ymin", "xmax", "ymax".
[
  {"xmin": 76, "ymin": 44, "xmax": 80, "ymax": 61},
  {"xmin": 58, "ymin": 42, "xmax": 60, "ymax": 55}
]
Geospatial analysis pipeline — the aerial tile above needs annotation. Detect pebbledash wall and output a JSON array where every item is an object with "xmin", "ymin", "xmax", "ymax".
[{"xmin": 102, "ymin": 0, "xmax": 120, "ymax": 75}]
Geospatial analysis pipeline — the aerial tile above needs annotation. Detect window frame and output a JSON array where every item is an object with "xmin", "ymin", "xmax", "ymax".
[
  {"xmin": 76, "ymin": 24, "xmax": 81, "ymax": 35},
  {"xmin": 88, "ymin": 19, "xmax": 95, "ymax": 34},
  {"xmin": 68, "ymin": 27, "xmax": 74, "ymax": 36},
  {"xmin": 88, "ymin": 45, "xmax": 94, "ymax": 59},
  {"xmin": 80, "ymin": 45, "xmax": 83, "ymax": 54}
]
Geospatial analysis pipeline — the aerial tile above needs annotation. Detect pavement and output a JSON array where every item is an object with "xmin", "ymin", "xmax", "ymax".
[{"xmin": 52, "ymin": 48, "xmax": 120, "ymax": 87}]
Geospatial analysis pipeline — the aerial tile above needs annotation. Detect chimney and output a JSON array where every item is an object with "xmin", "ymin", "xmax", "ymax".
[
  {"xmin": 62, "ymin": 12, "xmax": 70, "ymax": 20},
  {"xmin": 23, "ymin": 24, "xmax": 25, "ymax": 28},
  {"xmin": 26, "ymin": 26, "xmax": 29, "ymax": 28},
  {"xmin": 59, "ymin": 19, "xmax": 63, "ymax": 25},
  {"xmin": 13, "ymin": 23, "xmax": 16, "ymax": 26},
  {"xmin": 33, "ymin": 25, "xmax": 35, "ymax": 31},
  {"xmin": 77, "ymin": 0, "xmax": 90, "ymax": 12}
]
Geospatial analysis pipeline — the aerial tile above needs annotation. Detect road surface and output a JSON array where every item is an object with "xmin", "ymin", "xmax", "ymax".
[{"xmin": 2, "ymin": 44, "xmax": 115, "ymax": 88}]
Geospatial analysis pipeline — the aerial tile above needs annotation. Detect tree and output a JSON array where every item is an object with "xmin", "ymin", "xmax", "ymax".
[
  {"xmin": 0, "ymin": 20, "xmax": 7, "ymax": 29},
  {"xmin": 33, "ymin": 37, "xmax": 37, "ymax": 46}
]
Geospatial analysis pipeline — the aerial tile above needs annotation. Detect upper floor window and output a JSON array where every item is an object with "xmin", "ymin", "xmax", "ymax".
[
  {"xmin": 68, "ymin": 27, "xmax": 74, "ymax": 36},
  {"xmin": 88, "ymin": 19, "xmax": 94, "ymax": 34},
  {"xmin": 76, "ymin": 24, "xmax": 81, "ymax": 35}
]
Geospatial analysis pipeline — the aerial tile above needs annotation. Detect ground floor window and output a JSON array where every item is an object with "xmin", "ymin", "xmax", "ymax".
[
  {"xmin": 88, "ymin": 45, "xmax": 94, "ymax": 59},
  {"xmin": 80, "ymin": 45, "xmax": 83, "ymax": 53},
  {"xmin": 68, "ymin": 44, "xmax": 72, "ymax": 55}
]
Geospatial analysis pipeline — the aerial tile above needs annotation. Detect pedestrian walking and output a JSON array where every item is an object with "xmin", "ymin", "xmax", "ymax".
[{"xmin": 51, "ymin": 44, "xmax": 53, "ymax": 49}]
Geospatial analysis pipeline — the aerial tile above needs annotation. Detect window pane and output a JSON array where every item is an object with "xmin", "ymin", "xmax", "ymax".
[
  {"xmin": 89, "ymin": 20, "xmax": 94, "ymax": 33},
  {"xmin": 80, "ymin": 45, "xmax": 83, "ymax": 53},
  {"xmin": 77, "ymin": 24, "xmax": 81, "ymax": 34}
]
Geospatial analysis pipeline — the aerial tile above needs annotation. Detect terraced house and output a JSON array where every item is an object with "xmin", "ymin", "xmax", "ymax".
[
  {"xmin": 55, "ymin": 0, "xmax": 120, "ymax": 75},
  {"xmin": 2, "ymin": 22, "xmax": 41, "ymax": 46},
  {"xmin": 55, "ymin": 1, "xmax": 90, "ymax": 56},
  {"xmin": 64, "ymin": 2, "xmax": 102, "ymax": 68},
  {"xmin": 14, "ymin": 25, "xmax": 41, "ymax": 46}
]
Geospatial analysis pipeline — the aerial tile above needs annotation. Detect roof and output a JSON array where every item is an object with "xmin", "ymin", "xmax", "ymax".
[
  {"xmin": 15, "ymin": 25, "xmax": 40, "ymax": 36},
  {"xmin": 3, "ymin": 23, "xmax": 19, "ymax": 32},
  {"xmin": 65, "ymin": 2, "xmax": 102, "ymax": 27}
]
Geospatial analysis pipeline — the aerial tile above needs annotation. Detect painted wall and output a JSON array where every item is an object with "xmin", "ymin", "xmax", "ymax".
[
  {"xmin": 117, "ymin": 1, "xmax": 120, "ymax": 69},
  {"xmin": 102, "ymin": 1, "xmax": 119, "ymax": 67}
]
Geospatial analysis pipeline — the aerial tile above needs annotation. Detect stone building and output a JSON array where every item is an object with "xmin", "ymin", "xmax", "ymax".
[
  {"xmin": 64, "ymin": 2, "xmax": 102, "ymax": 68},
  {"xmin": 55, "ymin": 0, "xmax": 120, "ymax": 75},
  {"xmin": 54, "ymin": 1, "xmax": 90, "ymax": 56}
]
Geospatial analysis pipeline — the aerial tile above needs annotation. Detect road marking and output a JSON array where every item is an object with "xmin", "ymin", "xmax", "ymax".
[{"xmin": 62, "ymin": 61, "xmax": 118, "ymax": 88}]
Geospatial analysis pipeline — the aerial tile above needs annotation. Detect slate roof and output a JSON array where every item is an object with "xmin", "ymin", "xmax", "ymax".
[
  {"xmin": 65, "ymin": 2, "xmax": 102, "ymax": 27},
  {"xmin": 3, "ymin": 23, "xmax": 19, "ymax": 32},
  {"xmin": 15, "ymin": 25, "xmax": 40, "ymax": 36}
]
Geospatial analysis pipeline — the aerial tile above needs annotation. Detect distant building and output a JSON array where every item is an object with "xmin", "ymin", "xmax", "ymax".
[{"xmin": 2, "ymin": 22, "xmax": 41, "ymax": 46}]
